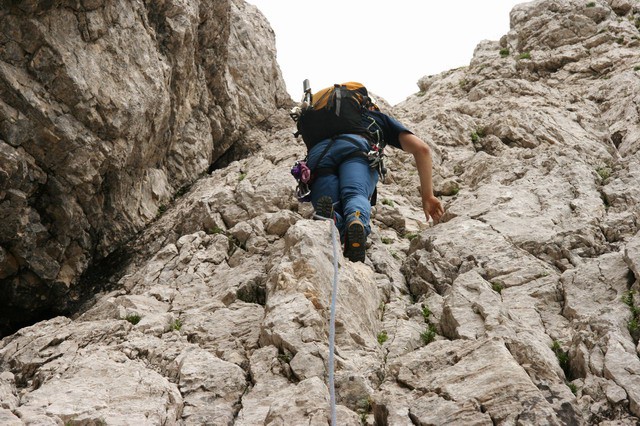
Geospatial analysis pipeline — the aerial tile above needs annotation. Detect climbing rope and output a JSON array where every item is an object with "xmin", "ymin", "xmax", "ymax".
[{"xmin": 313, "ymin": 212, "xmax": 339, "ymax": 426}]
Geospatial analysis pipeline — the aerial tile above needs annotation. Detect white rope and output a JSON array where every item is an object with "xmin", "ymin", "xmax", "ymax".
[
  {"xmin": 313, "ymin": 213, "xmax": 339, "ymax": 425},
  {"xmin": 328, "ymin": 218, "xmax": 339, "ymax": 426}
]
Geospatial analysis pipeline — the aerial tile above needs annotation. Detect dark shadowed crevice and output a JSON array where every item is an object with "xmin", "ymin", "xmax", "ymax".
[
  {"xmin": 0, "ymin": 304, "xmax": 59, "ymax": 339},
  {"xmin": 373, "ymin": 402, "xmax": 390, "ymax": 426},
  {"xmin": 208, "ymin": 136, "xmax": 260, "ymax": 173},
  {"xmin": 69, "ymin": 244, "xmax": 134, "ymax": 313}
]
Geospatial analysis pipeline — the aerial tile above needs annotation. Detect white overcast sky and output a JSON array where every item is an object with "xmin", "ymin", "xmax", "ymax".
[{"xmin": 245, "ymin": 1, "xmax": 526, "ymax": 105}]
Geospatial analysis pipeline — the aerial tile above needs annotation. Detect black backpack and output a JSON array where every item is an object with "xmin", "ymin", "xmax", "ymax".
[{"xmin": 292, "ymin": 81, "xmax": 373, "ymax": 149}]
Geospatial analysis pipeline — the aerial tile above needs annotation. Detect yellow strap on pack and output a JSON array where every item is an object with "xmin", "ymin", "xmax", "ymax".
[{"xmin": 312, "ymin": 82, "xmax": 366, "ymax": 110}]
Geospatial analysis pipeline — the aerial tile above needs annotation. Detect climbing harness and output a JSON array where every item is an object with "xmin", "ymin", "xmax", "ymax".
[
  {"xmin": 312, "ymin": 211, "xmax": 340, "ymax": 426},
  {"xmin": 290, "ymin": 134, "xmax": 386, "ymax": 204}
]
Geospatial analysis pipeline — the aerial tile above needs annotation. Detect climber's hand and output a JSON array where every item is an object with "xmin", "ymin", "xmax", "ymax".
[{"xmin": 423, "ymin": 195, "xmax": 444, "ymax": 224}]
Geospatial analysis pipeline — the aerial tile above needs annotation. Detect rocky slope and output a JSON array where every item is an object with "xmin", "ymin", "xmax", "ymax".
[{"xmin": 1, "ymin": 0, "xmax": 640, "ymax": 424}]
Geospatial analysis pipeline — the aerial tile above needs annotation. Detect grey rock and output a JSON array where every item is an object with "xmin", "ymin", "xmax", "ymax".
[
  {"xmin": 1, "ymin": 0, "xmax": 639, "ymax": 424},
  {"xmin": 0, "ymin": 0, "xmax": 289, "ymax": 332}
]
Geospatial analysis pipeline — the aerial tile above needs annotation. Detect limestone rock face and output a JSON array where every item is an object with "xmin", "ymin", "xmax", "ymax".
[
  {"xmin": 1, "ymin": 0, "xmax": 640, "ymax": 425},
  {"xmin": 0, "ymin": 0, "xmax": 290, "ymax": 333}
]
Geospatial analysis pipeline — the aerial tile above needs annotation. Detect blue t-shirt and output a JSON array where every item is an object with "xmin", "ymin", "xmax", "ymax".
[{"xmin": 362, "ymin": 110, "xmax": 412, "ymax": 150}]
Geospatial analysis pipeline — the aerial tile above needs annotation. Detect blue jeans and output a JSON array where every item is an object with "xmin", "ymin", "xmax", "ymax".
[{"xmin": 307, "ymin": 135, "xmax": 379, "ymax": 240}]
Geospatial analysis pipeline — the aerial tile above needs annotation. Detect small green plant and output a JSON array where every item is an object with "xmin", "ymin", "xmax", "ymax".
[
  {"xmin": 596, "ymin": 166, "xmax": 611, "ymax": 180},
  {"xmin": 622, "ymin": 290, "xmax": 640, "ymax": 339},
  {"xmin": 379, "ymin": 301, "xmax": 387, "ymax": 320},
  {"xmin": 278, "ymin": 352, "xmax": 292, "ymax": 363},
  {"xmin": 635, "ymin": 18, "xmax": 640, "ymax": 30},
  {"xmin": 492, "ymin": 282, "xmax": 504, "ymax": 294},
  {"xmin": 125, "ymin": 314, "xmax": 141, "ymax": 325},
  {"xmin": 470, "ymin": 128, "xmax": 486, "ymax": 143},
  {"xmin": 238, "ymin": 172, "xmax": 247, "ymax": 181},
  {"xmin": 499, "ymin": 48, "xmax": 510, "ymax": 57},
  {"xmin": 206, "ymin": 225, "xmax": 225, "ymax": 235},
  {"xmin": 417, "ymin": 90, "xmax": 426, "ymax": 97},
  {"xmin": 518, "ymin": 52, "xmax": 531, "ymax": 60},
  {"xmin": 381, "ymin": 198, "xmax": 395, "ymax": 207},
  {"xmin": 551, "ymin": 340, "xmax": 571, "ymax": 377},
  {"xmin": 421, "ymin": 324, "xmax": 437, "ymax": 345},
  {"xmin": 567, "ymin": 382, "xmax": 578, "ymax": 395},
  {"xmin": 156, "ymin": 204, "xmax": 167, "ymax": 218},
  {"xmin": 171, "ymin": 318, "xmax": 183, "ymax": 331},
  {"xmin": 634, "ymin": 65, "xmax": 640, "ymax": 72},
  {"xmin": 377, "ymin": 331, "xmax": 388, "ymax": 345},
  {"xmin": 359, "ymin": 412, "xmax": 367, "ymax": 425},
  {"xmin": 622, "ymin": 290, "xmax": 635, "ymax": 307},
  {"xmin": 615, "ymin": 37, "xmax": 624, "ymax": 44},
  {"xmin": 404, "ymin": 232, "xmax": 418, "ymax": 241},
  {"xmin": 450, "ymin": 185, "xmax": 460, "ymax": 196},
  {"xmin": 381, "ymin": 237, "xmax": 393, "ymax": 244},
  {"xmin": 357, "ymin": 396, "xmax": 372, "ymax": 413},
  {"xmin": 175, "ymin": 185, "xmax": 190, "ymax": 198},
  {"xmin": 420, "ymin": 306, "xmax": 436, "ymax": 345},
  {"xmin": 586, "ymin": 2, "xmax": 595, "ymax": 7},
  {"xmin": 422, "ymin": 306, "xmax": 432, "ymax": 323}
]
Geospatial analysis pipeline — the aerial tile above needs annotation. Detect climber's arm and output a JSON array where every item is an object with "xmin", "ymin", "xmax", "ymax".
[{"xmin": 398, "ymin": 132, "xmax": 444, "ymax": 223}]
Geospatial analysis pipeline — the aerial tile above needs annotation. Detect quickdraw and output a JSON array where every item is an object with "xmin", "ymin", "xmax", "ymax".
[{"xmin": 291, "ymin": 160, "xmax": 312, "ymax": 201}]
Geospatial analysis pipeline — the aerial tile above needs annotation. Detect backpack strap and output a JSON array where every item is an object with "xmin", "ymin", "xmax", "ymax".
[
  {"xmin": 310, "ymin": 135, "xmax": 369, "ymax": 180},
  {"xmin": 334, "ymin": 84, "xmax": 343, "ymax": 116},
  {"xmin": 308, "ymin": 137, "xmax": 338, "ymax": 171},
  {"xmin": 313, "ymin": 150, "xmax": 368, "ymax": 177},
  {"xmin": 309, "ymin": 135, "xmax": 368, "ymax": 171}
]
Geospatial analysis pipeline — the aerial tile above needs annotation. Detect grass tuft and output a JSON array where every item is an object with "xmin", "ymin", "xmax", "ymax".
[
  {"xmin": 206, "ymin": 225, "xmax": 225, "ymax": 235},
  {"xmin": 421, "ymin": 324, "xmax": 437, "ymax": 345},
  {"xmin": 171, "ymin": 318, "xmax": 183, "ymax": 331},
  {"xmin": 551, "ymin": 340, "xmax": 571, "ymax": 378},
  {"xmin": 422, "ymin": 306, "xmax": 432, "ymax": 323},
  {"xmin": 125, "ymin": 314, "xmax": 141, "ymax": 325}
]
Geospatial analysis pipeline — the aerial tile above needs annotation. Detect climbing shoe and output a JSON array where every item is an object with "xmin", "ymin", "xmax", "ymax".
[
  {"xmin": 315, "ymin": 196, "xmax": 334, "ymax": 220},
  {"xmin": 344, "ymin": 218, "xmax": 366, "ymax": 262}
]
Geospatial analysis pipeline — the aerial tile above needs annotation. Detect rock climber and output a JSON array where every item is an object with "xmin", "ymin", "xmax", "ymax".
[{"xmin": 307, "ymin": 97, "xmax": 445, "ymax": 262}]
